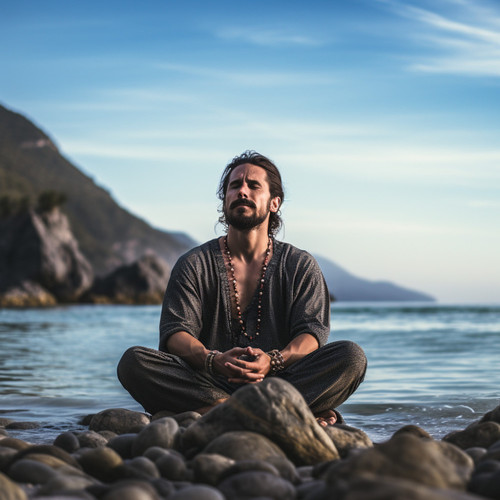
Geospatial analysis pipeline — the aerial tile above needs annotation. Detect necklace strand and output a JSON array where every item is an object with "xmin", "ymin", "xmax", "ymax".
[{"xmin": 224, "ymin": 236, "xmax": 271, "ymax": 341}]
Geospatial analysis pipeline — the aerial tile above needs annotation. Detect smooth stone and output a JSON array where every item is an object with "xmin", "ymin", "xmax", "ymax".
[
  {"xmin": 150, "ymin": 478, "xmax": 176, "ymax": 498},
  {"xmin": 392, "ymin": 424, "xmax": 433, "ymax": 440},
  {"xmin": 180, "ymin": 378, "xmax": 339, "ymax": 465},
  {"xmin": 469, "ymin": 470, "xmax": 500, "ymax": 500},
  {"xmin": 443, "ymin": 421, "xmax": 500, "ymax": 450},
  {"xmin": 479, "ymin": 404, "xmax": 500, "ymax": 424},
  {"xmin": 143, "ymin": 446, "xmax": 172, "ymax": 462},
  {"xmin": 480, "ymin": 447, "xmax": 500, "ymax": 463},
  {"xmin": 203, "ymin": 431, "xmax": 286, "ymax": 462},
  {"xmin": 169, "ymin": 484, "xmax": 225, "ymax": 500},
  {"xmin": 125, "ymin": 456, "xmax": 160, "ymax": 478},
  {"xmin": 465, "ymin": 447, "xmax": 487, "ymax": 464},
  {"xmin": 131, "ymin": 417, "xmax": 179, "ymax": 456},
  {"xmin": 323, "ymin": 424, "xmax": 373, "ymax": 458},
  {"xmin": 0, "ymin": 471, "xmax": 28, "ymax": 500},
  {"xmin": 218, "ymin": 470, "xmax": 296, "ymax": 500},
  {"xmin": 191, "ymin": 453, "xmax": 235, "ymax": 485},
  {"xmin": 79, "ymin": 414, "xmax": 94, "ymax": 426},
  {"xmin": 12, "ymin": 444, "xmax": 81, "ymax": 469},
  {"xmin": 102, "ymin": 480, "xmax": 160, "ymax": 500},
  {"xmin": 8, "ymin": 458, "xmax": 59, "ymax": 484},
  {"xmin": 325, "ymin": 433, "xmax": 474, "ymax": 490},
  {"xmin": 14, "ymin": 452, "xmax": 80, "ymax": 473},
  {"xmin": 36, "ymin": 473, "xmax": 96, "ymax": 496},
  {"xmin": 0, "ymin": 437, "xmax": 31, "ymax": 451},
  {"xmin": 0, "ymin": 417, "xmax": 15, "ymax": 427},
  {"xmin": 77, "ymin": 446, "xmax": 123, "ymax": 481},
  {"xmin": 266, "ymin": 456, "xmax": 301, "ymax": 484},
  {"xmin": 107, "ymin": 433, "xmax": 136, "ymax": 459},
  {"xmin": 170, "ymin": 411, "xmax": 202, "ymax": 428},
  {"xmin": 156, "ymin": 452, "xmax": 187, "ymax": 481},
  {"xmin": 295, "ymin": 479, "xmax": 326, "ymax": 499},
  {"xmin": 53, "ymin": 431, "xmax": 80, "ymax": 453},
  {"xmin": 5, "ymin": 421, "xmax": 40, "ymax": 430},
  {"xmin": 99, "ymin": 430, "xmax": 118, "ymax": 441},
  {"xmin": 0, "ymin": 428, "xmax": 9, "ymax": 436},
  {"xmin": 474, "ymin": 460, "xmax": 500, "ymax": 475},
  {"xmin": 77, "ymin": 430, "xmax": 109, "ymax": 448},
  {"xmin": 90, "ymin": 408, "xmax": 150, "ymax": 435},
  {"xmin": 0, "ymin": 446, "xmax": 17, "ymax": 469},
  {"xmin": 219, "ymin": 459, "xmax": 280, "ymax": 482}
]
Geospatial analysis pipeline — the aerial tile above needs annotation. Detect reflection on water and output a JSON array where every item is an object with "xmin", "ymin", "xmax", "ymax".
[{"xmin": 0, "ymin": 303, "xmax": 499, "ymax": 443}]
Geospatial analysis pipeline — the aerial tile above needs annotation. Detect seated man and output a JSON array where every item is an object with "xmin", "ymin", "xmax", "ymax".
[{"xmin": 118, "ymin": 151, "xmax": 366, "ymax": 426}]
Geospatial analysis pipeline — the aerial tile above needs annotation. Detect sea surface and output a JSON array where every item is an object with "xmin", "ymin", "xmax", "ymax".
[{"xmin": 0, "ymin": 303, "xmax": 498, "ymax": 444}]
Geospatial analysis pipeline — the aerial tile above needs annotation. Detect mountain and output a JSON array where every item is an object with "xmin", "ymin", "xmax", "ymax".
[
  {"xmin": 315, "ymin": 255, "xmax": 435, "ymax": 302},
  {"xmin": 0, "ymin": 104, "xmax": 196, "ymax": 275}
]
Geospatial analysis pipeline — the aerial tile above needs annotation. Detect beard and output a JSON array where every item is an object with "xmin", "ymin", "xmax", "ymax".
[{"xmin": 224, "ymin": 198, "xmax": 271, "ymax": 231}]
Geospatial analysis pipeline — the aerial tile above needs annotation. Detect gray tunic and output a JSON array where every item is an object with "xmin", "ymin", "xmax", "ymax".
[{"xmin": 159, "ymin": 238, "xmax": 331, "ymax": 353}]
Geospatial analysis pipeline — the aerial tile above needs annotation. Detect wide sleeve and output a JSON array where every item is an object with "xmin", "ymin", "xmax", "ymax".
[
  {"xmin": 158, "ymin": 253, "xmax": 203, "ymax": 352},
  {"xmin": 287, "ymin": 251, "xmax": 331, "ymax": 347}
]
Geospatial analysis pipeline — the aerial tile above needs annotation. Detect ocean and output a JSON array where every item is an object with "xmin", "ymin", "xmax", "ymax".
[{"xmin": 0, "ymin": 303, "xmax": 498, "ymax": 444}]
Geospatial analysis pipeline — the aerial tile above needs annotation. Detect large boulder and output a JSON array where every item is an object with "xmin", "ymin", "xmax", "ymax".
[
  {"xmin": 180, "ymin": 378, "xmax": 339, "ymax": 465},
  {"xmin": 85, "ymin": 252, "xmax": 170, "ymax": 304},
  {"xmin": 0, "ymin": 208, "xmax": 93, "ymax": 304}
]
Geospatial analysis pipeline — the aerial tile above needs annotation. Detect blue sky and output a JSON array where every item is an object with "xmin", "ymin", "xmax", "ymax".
[{"xmin": 2, "ymin": 0, "xmax": 499, "ymax": 302}]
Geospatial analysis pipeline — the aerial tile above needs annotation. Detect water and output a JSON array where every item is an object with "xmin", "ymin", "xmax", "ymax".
[{"xmin": 0, "ymin": 303, "xmax": 498, "ymax": 444}]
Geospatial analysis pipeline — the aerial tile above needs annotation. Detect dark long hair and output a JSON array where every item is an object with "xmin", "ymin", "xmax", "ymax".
[{"xmin": 217, "ymin": 150, "xmax": 285, "ymax": 236}]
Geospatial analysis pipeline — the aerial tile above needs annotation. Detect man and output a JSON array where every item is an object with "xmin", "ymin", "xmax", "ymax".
[{"xmin": 118, "ymin": 151, "xmax": 366, "ymax": 426}]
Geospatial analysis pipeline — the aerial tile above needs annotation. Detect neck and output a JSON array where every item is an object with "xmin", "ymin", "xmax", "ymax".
[{"xmin": 226, "ymin": 226, "xmax": 270, "ymax": 262}]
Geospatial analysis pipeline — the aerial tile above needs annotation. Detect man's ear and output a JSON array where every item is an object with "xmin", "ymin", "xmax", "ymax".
[{"xmin": 270, "ymin": 197, "xmax": 281, "ymax": 213}]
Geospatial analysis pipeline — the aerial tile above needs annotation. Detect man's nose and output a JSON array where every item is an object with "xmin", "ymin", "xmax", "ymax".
[{"xmin": 237, "ymin": 184, "xmax": 249, "ymax": 198}]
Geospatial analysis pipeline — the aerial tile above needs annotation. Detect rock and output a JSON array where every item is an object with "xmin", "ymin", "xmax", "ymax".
[
  {"xmin": 143, "ymin": 446, "xmax": 171, "ymax": 462},
  {"xmin": 89, "ymin": 408, "xmax": 150, "ymax": 434},
  {"xmin": 169, "ymin": 484, "xmax": 225, "ymax": 500},
  {"xmin": 219, "ymin": 459, "xmax": 281, "ymax": 481},
  {"xmin": 266, "ymin": 456, "xmax": 301, "ymax": 484},
  {"xmin": 392, "ymin": 424, "xmax": 433, "ymax": 440},
  {"xmin": 180, "ymin": 378, "xmax": 339, "ymax": 465},
  {"xmin": 36, "ymin": 474, "xmax": 96, "ymax": 496},
  {"xmin": 165, "ymin": 411, "xmax": 201, "ymax": 428},
  {"xmin": 323, "ymin": 424, "xmax": 373, "ymax": 457},
  {"xmin": 8, "ymin": 458, "xmax": 59, "ymax": 484},
  {"xmin": 0, "ymin": 437, "xmax": 31, "ymax": 451},
  {"xmin": 0, "ymin": 280, "xmax": 57, "ymax": 307},
  {"xmin": 156, "ymin": 451, "xmax": 187, "ymax": 481},
  {"xmin": 77, "ymin": 446, "xmax": 123, "ymax": 481},
  {"xmin": 125, "ymin": 456, "xmax": 160, "ymax": 479},
  {"xmin": 53, "ymin": 431, "xmax": 80, "ymax": 453},
  {"xmin": 465, "ymin": 447, "xmax": 487, "ymax": 464},
  {"xmin": 5, "ymin": 421, "xmax": 40, "ymax": 430},
  {"xmin": 76, "ymin": 430, "xmax": 109, "ymax": 448},
  {"xmin": 443, "ymin": 421, "xmax": 500, "ymax": 450},
  {"xmin": 0, "ymin": 418, "xmax": 15, "ymax": 427},
  {"xmin": 0, "ymin": 471, "xmax": 28, "ymax": 500},
  {"xmin": 11, "ymin": 444, "xmax": 82, "ymax": 469},
  {"xmin": 218, "ymin": 470, "xmax": 296, "ymax": 500},
  {"xmin": 0, "ymin": 446, "xmax": 17, "ymax": 470},
  {"xmin": 191, "ymin": 453, "xmax": 235, "ymax": 486},
  {"xmin": 86, "ymin": 252, "xmax": 170, "ymax": 305},
  {"xmin": 479, "ymin": 404, "xmax": 500, "ymax": 424},
  {"xmin": 102, "ymin": 480, "xmax": 160, "ymax": 500},
  {"xmin": 107, "ymin": 433, "xmax": 137, "ymax": 459},
  {"xmin": 131, "ymin": 417, "xmax": 179, "ymax": 456},
  {"xmin": 325, "ymin": 433, "xmax": 474, "ymax": 491},
  {"xmin": 0, "ymin": 208, "xmax": 93, "ymax": 304},
  {"xmin": 203, "ymin": 431, "xmax": 286, "ymax": 462}
]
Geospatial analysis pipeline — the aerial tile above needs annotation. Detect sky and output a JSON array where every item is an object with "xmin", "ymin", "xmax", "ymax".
[{"xmin": 1, "ymin": 0, "xmax": 499, "ymax": 303}]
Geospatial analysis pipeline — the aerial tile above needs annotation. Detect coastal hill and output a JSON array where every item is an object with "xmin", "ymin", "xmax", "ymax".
[
  {"xmin": 0, "ymin": 104, "xmax": 196, "ymax": 275},
  {"xmin": 315, "ymin": 255, "xmax": 434, "ymax": 302}
]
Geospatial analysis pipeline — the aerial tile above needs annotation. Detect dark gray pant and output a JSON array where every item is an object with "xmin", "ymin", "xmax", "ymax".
[{"xmin": 117, "ymin": 341, "xmax": 367, "ymax": 416}]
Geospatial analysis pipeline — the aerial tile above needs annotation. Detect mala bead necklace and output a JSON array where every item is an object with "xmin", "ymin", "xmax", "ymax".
[{"xmin": 224, "ymin": 235, "xmax": 271, "ymax": 341}]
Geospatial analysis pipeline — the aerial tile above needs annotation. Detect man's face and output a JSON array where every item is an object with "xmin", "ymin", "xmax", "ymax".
[{"xmin": 223, "ymin": 163, "xmax": 280, "ymax": 232}]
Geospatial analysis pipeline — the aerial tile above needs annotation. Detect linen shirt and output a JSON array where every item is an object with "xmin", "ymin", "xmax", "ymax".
[{"xmin": 159, "ymin": 238, "xmax": 330, "ymax": 353}]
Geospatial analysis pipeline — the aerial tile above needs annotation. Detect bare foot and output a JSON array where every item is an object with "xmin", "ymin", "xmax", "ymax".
[{"xmin": 315, "ymin": 409, "xmax": 338, "ymax": 427}]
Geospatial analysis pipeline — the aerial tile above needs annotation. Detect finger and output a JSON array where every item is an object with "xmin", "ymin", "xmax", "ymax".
[{"xmin": 228, "ymin": 377, "xmax": 264, "ymax": 384}]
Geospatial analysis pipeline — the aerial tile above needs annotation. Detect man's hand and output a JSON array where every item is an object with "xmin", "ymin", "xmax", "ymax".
[{"xmin": 213, "ymin": 346, "xmax": 271, "ymax": 384}]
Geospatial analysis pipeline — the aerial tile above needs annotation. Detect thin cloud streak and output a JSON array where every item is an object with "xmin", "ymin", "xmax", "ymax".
[{"xmin": 216, "ymin": 27, "xmax": 324, "ymax": 47}]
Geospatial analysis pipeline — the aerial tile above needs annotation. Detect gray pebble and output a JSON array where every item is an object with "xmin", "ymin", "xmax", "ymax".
[
  {"xmin": 107, "ymin": 433, "xmax": 136, "ymax": 459},
  {"xmin": 156, "ymin": 452, "xmax": 187, "ymax": 481},
  {"xmin": 131, "ymin": 417, "xmax": 179, "ymax": 456},
  {"xmin": 169, "ymin": 484, "xmax": 225, "ymax": 500},
  {"xmin": 191, "ymin": 453, "xmax": 235, "ymax": 485},
  {"xmin": 53, "ymin": 431, "xmax": 80, "ymax": 453},
  {"xmin": 8, "ymin": 458, "xmax": 58, "ymax": 484}
]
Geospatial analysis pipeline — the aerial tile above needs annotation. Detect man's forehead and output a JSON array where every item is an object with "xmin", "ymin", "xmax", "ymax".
[{"xmin": 228, "ymin": 163, "xmax": 267, "ymax": 182}]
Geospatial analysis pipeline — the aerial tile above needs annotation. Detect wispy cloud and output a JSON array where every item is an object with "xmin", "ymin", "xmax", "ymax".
[
  {"xmin": 384, "ymin": 0, "xmax": 500, "ymax": 77},
  {"xmin": 215, "ymin": 26, "xmax": 324, "ymax": 47}
]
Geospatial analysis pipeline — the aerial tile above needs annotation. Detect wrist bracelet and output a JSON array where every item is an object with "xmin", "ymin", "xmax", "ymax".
[
  {"xmin": 266, "ymin": 349, "xmax": 285, "ymax": 375},
  {"xmin": 205, "ymin": 350, "xmax": 220, "ymax": 376}
]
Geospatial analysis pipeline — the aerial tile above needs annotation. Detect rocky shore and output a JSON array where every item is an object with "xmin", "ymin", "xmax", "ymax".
[{"xmin": 1, "ymin": 379, "xmax": 499, "ymax": 499}]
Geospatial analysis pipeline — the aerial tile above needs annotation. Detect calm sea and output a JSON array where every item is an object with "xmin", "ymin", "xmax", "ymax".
[{"xmin": 0, "ymin": 303, "xmax": 498, "ymax": 444}]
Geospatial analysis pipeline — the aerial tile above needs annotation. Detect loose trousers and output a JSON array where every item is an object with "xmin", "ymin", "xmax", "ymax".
[{"xmin": 117, "ymin": 340, "xmax": 367, "ymax": 416}]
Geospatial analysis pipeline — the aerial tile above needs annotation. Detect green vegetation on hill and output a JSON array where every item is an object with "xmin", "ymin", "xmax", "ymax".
[{"xmin": 0, "ymin": 104, "xmax": 195, "ymax": 274}]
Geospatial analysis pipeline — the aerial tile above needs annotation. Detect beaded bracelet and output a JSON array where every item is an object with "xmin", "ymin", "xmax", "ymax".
[
  {"xmin": 205, "ymin": 350, "xmax": 220, "ymax": 376},
  {"xmin": 266, "ymin": 349, "xmax": 285, "ymax": 375}
]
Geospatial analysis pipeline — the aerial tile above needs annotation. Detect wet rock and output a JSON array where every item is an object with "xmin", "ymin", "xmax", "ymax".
[
  {"xmin": 392, "ymin": 424, "xmax": 433, "ymax": 440},
  {"xmin": 143, "ymin": 446, "xmax": 171, "ymax": 462},
  {"xmin": 204, "ymin": 430, "xmax": 286, "ymax": 462},
  {"xmin": 76, "ymin": 430, "xmax": 109, "ymax": 448},
  {"xmin": 89, "ymin": 408, "xmax": 150, "ymax": 435},
  {"xmin": 0, "ymin": 418, "xmax": 15, "ymax": 427},
  {"xmin": 326, "ymin": 433, "xmax": 473, "ymax": 490},
  {"xmin": 35, "ymin": 473, "xmax": 96, "ymax": 496},
  {"xmin": 77, "ymin": 446, "xmax": 123, "ymax": 481},
  {"xmin": 156, "ymin": 451, "xmax": 187, "ymax": 481},
  {"xmin": 169, "ymin": 484, "xmax": 225, "ymax": 500},
  {"xmin": 443, "ymin": 421, "xmax": 500, "ymax": 450},
  {"xmin": 464, "ymin": 447, "xmax": 487, "ymax": 464},
  {"xmin": 479, "ymin": 404, "xmax": 500, "ymax": 424},
  {"xmin": 107, "ymin": 433, "xmax": 136, "ymax": 459},
  {"xmin": 167, "ymin": 411, "xmax": 202, "ymax": 428},
  {"xmin": 181, "ymin": 378, "xmax": 339, "ymax": 465},
  {"xmin": 218, "ymin": 470, "xmax": 295, "ymax": 500},
  {"xmin": 219, "ymin": 459, "xmax": 280, "ymax": 481},
  {"xmin": 131, "ymin": 417, "xmax": 179, "ymax": 456},
  {"xmin": 53, "ymin": 431, "xmax": 80, "ymax": 453},
  {"xmin": 5, "ymin": 421, "xmax": 40, "ymax": 430},
  {"xmin": 266, "ymin": 455, "xmax": 301, "ymax": 484},
  {"xmin": 11, "ymin": 444, "xmax": 81, "ymax": 470},
  {"xmin": 323, "ymin": 424, "xmax": 373, "ymax": 457},
  {"xmin": 102, "ymin": 480, "xmax": 160, "ymax": 500},
  {"xmin": 125, "ymin": 456, "xmax": 160, "ymax": 479},
  {"xmin": 191, "ymin": 453, "xmax": 235, "ymax": 485},
  {"xmin": 0, "ymin": 437, "xmax": 31, "ymax": 451},
  {"xmin": 468, "ymin": 468, "xmax": 500, "ymax": 500},
  {"xmin": 8, "ymin": 458, "xmax": 59, "ymax": 484},
  {"xmin": 0, "ymin": 446, "xmax": 17, "ymax": 469},
  {"xmin": 0, "ymin": 471, "xmax": 28, "ymax": 500}
]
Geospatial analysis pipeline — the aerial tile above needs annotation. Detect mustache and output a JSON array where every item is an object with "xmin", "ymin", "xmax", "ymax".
[{"xmin": 229, "ymin": 199, "xmax": 256, "ymax": 210}]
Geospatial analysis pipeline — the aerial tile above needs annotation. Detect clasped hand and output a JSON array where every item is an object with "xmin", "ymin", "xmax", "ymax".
[{"xmin": 213, "ymin": 346, "xmax": 270, "ymax": 384}]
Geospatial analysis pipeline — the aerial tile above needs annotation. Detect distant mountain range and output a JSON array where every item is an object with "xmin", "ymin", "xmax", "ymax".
[{"xmin": 0, "ymin": 103, "xmax": 434, "ymax": 301}]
